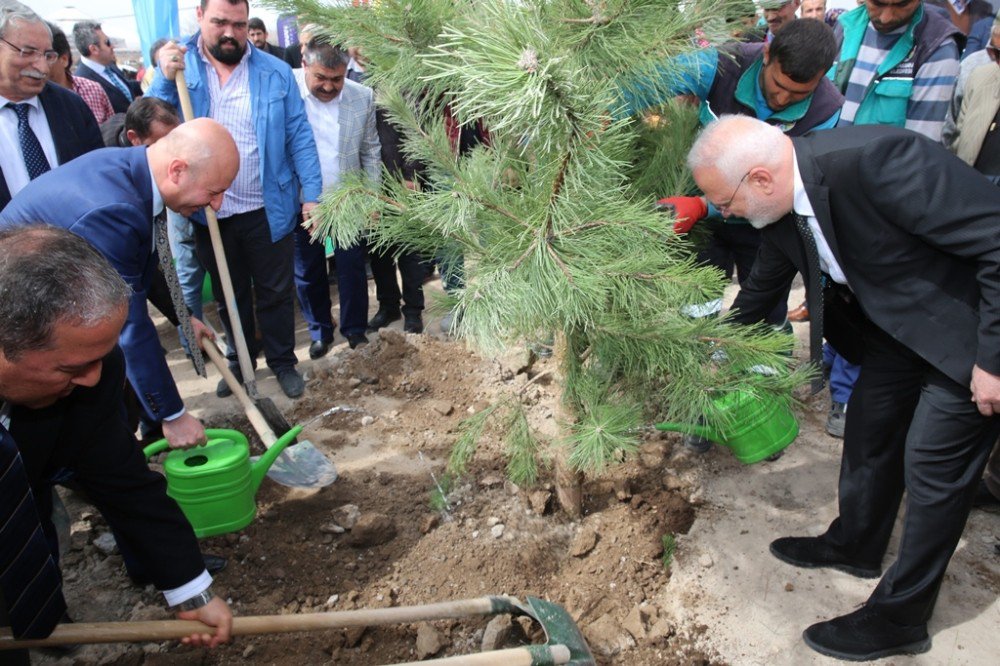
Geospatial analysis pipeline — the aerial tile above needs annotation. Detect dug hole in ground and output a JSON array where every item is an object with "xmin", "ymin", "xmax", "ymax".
[{"xmin": 39, "ymin": 279, "xmax": 999, "ymax": 665}]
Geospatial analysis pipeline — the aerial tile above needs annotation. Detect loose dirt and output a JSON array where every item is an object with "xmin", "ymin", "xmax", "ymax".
[{"xmin": 33, "ymin": 282, "xmax": 999, "ymax": 665}]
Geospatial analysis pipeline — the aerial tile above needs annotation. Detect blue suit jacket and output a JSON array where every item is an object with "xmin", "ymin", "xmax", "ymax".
[
  {"xmin": 0, "ymin": 83, "xmax": 104, "ymax": 211},
  {"xmin": 148, "ymin": 37, "xmax": 322, "ymax": 241},
  {"xmin": 0, "ymin": 147, "xmax": 183, "ymax": 421}
]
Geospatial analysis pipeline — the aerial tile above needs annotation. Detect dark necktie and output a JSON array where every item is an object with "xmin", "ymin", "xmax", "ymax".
[
  {"xmin": 7, "ymin": 103, "xmax": 51, "ymax": 181},
  {"xmin": 154, "ymin": 211, "xmax": 206, "ymax": 377},
  {"xmin": 107, "ymin": 67, "xmax": 133, "ymax": 102},
  {"xmin": 0, "ymin": 422, "xmax": 67, "ymax": 639},
  {"xmin": 794, "ymin": 214, "xmax": 825, "ymax": 394}
]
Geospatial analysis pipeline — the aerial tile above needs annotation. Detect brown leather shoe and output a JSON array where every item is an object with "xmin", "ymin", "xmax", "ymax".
[{"xmin": 788, "ymin": 301, "xmax": 809, "ymax": 322}]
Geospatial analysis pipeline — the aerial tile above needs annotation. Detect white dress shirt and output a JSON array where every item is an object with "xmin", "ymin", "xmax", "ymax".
[
  {"xmin": 792, "ymin": 150, "xmax": 849, "ymax": 287},
  {"xmin": 0, "ymin": 93, "xmax": 59, "ymax": 198}
]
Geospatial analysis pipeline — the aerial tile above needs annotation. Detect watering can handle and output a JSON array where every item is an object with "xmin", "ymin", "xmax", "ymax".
[{"xmin": 142, "ymin": 428, "xmax": 249, "ymax": 460}]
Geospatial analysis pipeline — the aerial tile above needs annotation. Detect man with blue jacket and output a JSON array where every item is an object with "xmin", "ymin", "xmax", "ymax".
[{"xmin": 150, "ymin": 0, "xmax": 323, "ymax": 399}]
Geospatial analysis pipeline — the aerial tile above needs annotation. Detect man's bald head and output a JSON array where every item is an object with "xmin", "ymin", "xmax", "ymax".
[
  {"xmin": 148, "ymin": 118, "xmax": 239, "ymax": 216},
  {"xmin": 687, "ymin": 116, "xmax": 795, "ymax": 229}
]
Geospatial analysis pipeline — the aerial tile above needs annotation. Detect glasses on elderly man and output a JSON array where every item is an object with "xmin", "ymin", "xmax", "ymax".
[
  {"xmin": 0, "ymin": 36, "xmax": 58, "ymax": 63},
  {"xmin": 987, "ymin": 45, "xmax": 1000, "ymax": 65}
]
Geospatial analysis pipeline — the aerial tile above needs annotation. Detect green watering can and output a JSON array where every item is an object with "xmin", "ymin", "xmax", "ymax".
[
  {"xmin": 655, "ymin": 391, "xmax": 799, "ymax": 463},
  {"xmin": 143, "ymin": 427, "xmax": 302, "ymax": 538}
]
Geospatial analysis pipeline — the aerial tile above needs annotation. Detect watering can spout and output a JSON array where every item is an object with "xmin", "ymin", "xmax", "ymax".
[{"xmin": 250, "ymin": 426, "xmax": 304, "ymax": 495}]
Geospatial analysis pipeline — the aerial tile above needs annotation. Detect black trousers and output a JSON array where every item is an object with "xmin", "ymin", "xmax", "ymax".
[
  {"xmin": 0, "ymin": 590, "xmax": 31, "ymax": 664},
  {"xmin": 698, "ymin": 219, "xmax": 788, "ymax": 325},
  {"xmin": 821, "ymin": 317, "xmax": 1000, "ymax": 625},
  {"xmin": 369, "ymin": 242, "xmax": 425, "ymax": 317},
  {"xmin": 193, "ymin": 209, "xmax": 297, "ymax": 371}
]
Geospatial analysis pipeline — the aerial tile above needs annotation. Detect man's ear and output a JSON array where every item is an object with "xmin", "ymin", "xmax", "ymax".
[
  {"xmin": 125, "ymin": 129, "xmax": 141, "ymax": 146},
  {"xmin": 762, "ymin": 42, "xmax": 770, "ymax": 66},
  {"xmin": 750, "ymin": 167, "xmax": 776, "ymax": 195},
  {"xmin": 166, "ymin": 157, "xmax": 188, "ymax": 184}
]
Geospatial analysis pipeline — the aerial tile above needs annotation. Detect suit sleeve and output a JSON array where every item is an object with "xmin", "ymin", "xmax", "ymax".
[
  {"xmin": 858, "ymin": 134, "xmax": 1000, "ymax": 373},
  {"xmin": 283, "ymin": 71, "xmax": 323, "ymax": 203},
  {"xmin": 71, "ymin": 205, "xmax": 185, "ymax": 420},
  {"xmin": 361, "ymin": 87, "xmax": 382, "ymax": 185},
  {"xmin": 67, "ymin": 349, "xmax": 204, "ymax": 590},
  {"xmin": 729, "ymin": 218, "xmax": 800, "ymax": 324}
]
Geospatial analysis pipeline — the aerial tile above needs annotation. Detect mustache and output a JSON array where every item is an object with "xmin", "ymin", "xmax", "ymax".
[
  {"xmin": 218, "ymin": 37, "xmax": 239, "ymax": 47},
  {"xmin": 21, "ymin": 69, "xmax": 47, "ymax": 80}
]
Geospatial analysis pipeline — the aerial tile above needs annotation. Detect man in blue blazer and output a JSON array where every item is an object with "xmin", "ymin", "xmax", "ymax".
[
  {"xmin": 0, "ymin": 3, "xmax": 103, "ymax": 210},
  {"xmin": 0, "ymin": 118, "xmax": 239, "ymax": 450},
  {"xmin": 149, "ymin": 0, "xmax": 323, "ymax": 400}
]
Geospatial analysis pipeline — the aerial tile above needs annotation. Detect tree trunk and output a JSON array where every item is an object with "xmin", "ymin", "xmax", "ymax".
[
  {"xmin": 552, "ymin": 332, "xmax": 584, "ymax": 518},
  {"xmin": 554, "ymin": 451, "xmax": 584, "ymax": 519}
]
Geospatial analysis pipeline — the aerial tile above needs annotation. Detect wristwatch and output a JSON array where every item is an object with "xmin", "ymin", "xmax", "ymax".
[{"xmin": 175, "ymin": 587, "xmax": 215, "ymax": 611}]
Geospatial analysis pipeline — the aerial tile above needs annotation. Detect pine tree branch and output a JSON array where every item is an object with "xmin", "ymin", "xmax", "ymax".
[
  {"xmin": 546, "ymin": 242, "xmax": 575, "ymax": 284},
  {"xmin": 511, "ymin": 238, "xmax": 540, "ymax": 270}
]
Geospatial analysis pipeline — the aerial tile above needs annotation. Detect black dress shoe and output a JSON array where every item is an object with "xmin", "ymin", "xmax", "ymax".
[
  {"xmin": 216, "ymin": 366, "xmax": 243, "ymax": 398},
  {"xmin": 367, "ymin": 306, "xmax": 401, "ymax": 331},
  {"xmin": 309, "ymin": 339, "xmax": 332, "ymax": 359},
  {"xmin": 770, "ymin": 536, "xmax": 881, "ymax": 579},
  {"xmin": 276, "ymin": 367, "xmax": 305, "ymax": 398},
  {"xmin": 972, "ymin": 478, "xmax": 1000, "ymax": 510},
  {"xmin": 403, "ymin": 315, "xmax": 424, "ymax": 334},
  {"xmin": 203, "ymin": 553, "xmax": 228, "ymax": 575},
  {"xmin": 347, "ymin": 333, "xmax": 369, "ymax": 349},
  {"xmin": 803, "ymin": 606, "xmax": 930, "ymax": 661}
]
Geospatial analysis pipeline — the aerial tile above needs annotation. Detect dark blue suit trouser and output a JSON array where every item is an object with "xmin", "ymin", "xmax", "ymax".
[{"xmin": 293, "ymin": 222, "xmax": 369, "ymax": 339}]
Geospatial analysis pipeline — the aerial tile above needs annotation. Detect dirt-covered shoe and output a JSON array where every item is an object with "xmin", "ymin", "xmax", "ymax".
[{"xmin": 826, "ymin": 401, "xmax": 847, "ymax": 439}]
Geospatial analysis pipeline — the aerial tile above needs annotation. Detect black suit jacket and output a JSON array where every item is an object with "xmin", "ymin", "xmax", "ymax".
[
  {"xmin": 0, "ymin": 83, "xmax": 103, "ymax": 211},
  {"xmin": 74, "ymin": 62, "xmax": 141, "ymax": 114},
  {"xmin": 731, "ymin": 125, "xmax": 1000, "ymax": 387},
  {"xmin": 8, "ymin": 348, "xmax": 203, "ymax": 590}
]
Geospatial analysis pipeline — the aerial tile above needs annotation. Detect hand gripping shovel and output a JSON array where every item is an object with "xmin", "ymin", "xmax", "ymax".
[
  {"xmin": 0, "ymin": 596, "xmax": 595, "ymax": 665},
  {"xmin": 204, "ymin": 339, "xmax": 338, "ymax": 488}
]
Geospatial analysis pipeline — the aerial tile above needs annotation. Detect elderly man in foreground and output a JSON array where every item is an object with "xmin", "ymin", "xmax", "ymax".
[{"xmin": 686, "ymin": 115, "xmax": 1000, "ymax": 661}]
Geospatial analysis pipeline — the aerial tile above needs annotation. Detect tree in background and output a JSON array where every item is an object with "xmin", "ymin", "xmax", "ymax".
[{"xmin": 269, "ymin": 0, "xmax": 809, "ymax": 516}]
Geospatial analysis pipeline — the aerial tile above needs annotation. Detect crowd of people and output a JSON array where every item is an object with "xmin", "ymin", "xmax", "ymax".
[{"xmin": 0, "ymin": 0, "xmax": 998, "ymax": 662}]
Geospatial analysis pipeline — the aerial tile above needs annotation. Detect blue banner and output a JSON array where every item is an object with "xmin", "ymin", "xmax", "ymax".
[{"xmin": 132, "ymin": 0, "xmax": 180, "ymax": 67}]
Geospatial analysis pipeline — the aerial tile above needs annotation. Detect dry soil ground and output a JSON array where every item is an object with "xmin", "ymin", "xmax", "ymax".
[{"xmin": 32, "ymin": 280, "xmax": 999, "ymax": 665}]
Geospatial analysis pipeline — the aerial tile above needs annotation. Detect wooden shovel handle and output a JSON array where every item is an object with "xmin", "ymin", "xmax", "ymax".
[
  {"xmin": 173, "ymin": 70, "xmax": 259, "ymax": 398},
  {"xmin": 0, "ymin": 597, "xmax": 503, "ymax": 649},
  {"xmin": 202, "ymin": 339, "xmax": 276, "ymax": 445},
  {"xmin": 400, "ymin": 645, "xmax": 571, "ymax": 665}
]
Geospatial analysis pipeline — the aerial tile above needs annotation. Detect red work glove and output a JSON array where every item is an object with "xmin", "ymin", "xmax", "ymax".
[{"xmin": 656, "ymin": 196, "xmax": 708, "ymax": 234}]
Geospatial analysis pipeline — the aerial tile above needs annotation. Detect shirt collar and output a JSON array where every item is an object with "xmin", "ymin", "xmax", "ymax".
[
  {"xmin": 81, "ymin": 56, "xmax": 106, "ymax": 76},
  {"xmin": 791, "ymin": 147, "xmax": 814, "ymax": 219},
  {"xmin": 0, "ymin": 92, "xmax": 40, "ymax": 109},
  {"xmin": 147, "ymin": 150, "xmax": 165, "ymax": 217}
]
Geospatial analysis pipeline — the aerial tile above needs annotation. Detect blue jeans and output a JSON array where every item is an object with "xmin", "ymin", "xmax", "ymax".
[
  {"xmin": 166, "ymin": 211, "xmax": 205, "ymax": 353},
  {"xmin": 824, "ymin": 343, "xmax": 861, "ymax": 404}
]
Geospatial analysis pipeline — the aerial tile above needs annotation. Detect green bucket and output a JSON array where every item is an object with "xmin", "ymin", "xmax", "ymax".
[{"xmin": 655, "ymin": 391, "xmax": 798, "ymax": 463}]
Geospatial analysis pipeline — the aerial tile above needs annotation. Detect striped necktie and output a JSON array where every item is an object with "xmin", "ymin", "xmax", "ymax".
[
  {"xmin": 0, "ymin": 422, "xmax": 66, "ymax": 638},
  {"xmin": 106, "ymin": 67, "xmax": 133, "ymax": 102}
]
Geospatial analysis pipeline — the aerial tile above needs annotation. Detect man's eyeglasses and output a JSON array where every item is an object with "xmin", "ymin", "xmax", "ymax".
[
  {"xmin": 0, "ymin": 37, "xmax": 58, "ymax": 63},
  {"xmin": 104, "ymin": 39, "xmax": 112, "ymax": 47},
  {"xmin": 716, "ymin": 170, "xmax": 751, "ymax": 213},
  {"xmin": 987, "ymin": 45, "xmax": 1000, "ymax": 65}
]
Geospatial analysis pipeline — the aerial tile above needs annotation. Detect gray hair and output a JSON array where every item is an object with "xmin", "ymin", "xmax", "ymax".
[
  {"xmin": 302, "ymin": 37, "xmax": 349, "ymax": 70},
  {"xmin": 0, "ymin": 226, "xmax": 129, "ymax": 360},
  {"xmin": 72, "ymin": 20, "xmax": 102, "ymax": 57},
  {"xmin": 687, "ymin": 115, "xmax": 786, "ymax": 186},
  {"xmin": 0, "ymin": 1, "xmax": 49, "ymax": 39}
]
